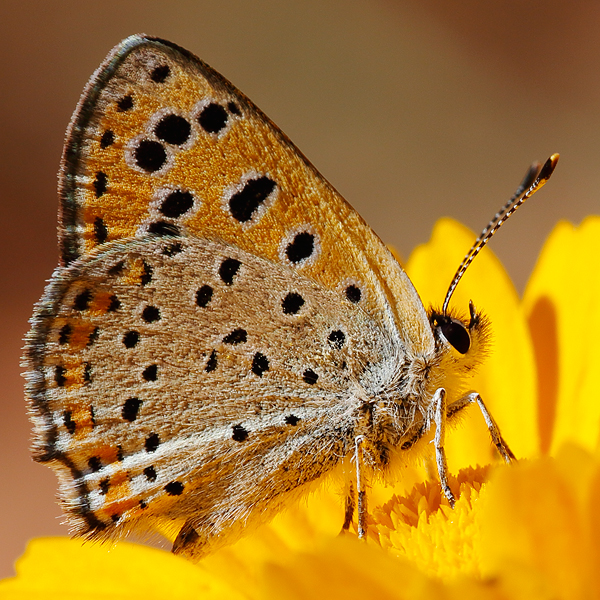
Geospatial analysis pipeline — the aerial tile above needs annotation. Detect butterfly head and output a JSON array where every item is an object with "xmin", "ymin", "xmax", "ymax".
[{"xmin": 429, "ymin": 301, "xmax": 490, "ymax": 374}]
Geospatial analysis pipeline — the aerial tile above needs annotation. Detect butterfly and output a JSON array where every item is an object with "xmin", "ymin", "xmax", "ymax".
[{"xmin": 24, "ymin": 34, "xmax": 557, "ymax": 561}]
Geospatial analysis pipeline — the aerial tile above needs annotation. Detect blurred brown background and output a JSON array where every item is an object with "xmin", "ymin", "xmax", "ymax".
[{"xmin": 1, "ymin": 0, "xmax": 598, "ymax": 578}]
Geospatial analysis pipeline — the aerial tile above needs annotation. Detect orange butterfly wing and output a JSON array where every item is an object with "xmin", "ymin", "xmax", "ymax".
[{"xmin": 59, "ymin": 34, "xmax": 433, "ymax": 354}]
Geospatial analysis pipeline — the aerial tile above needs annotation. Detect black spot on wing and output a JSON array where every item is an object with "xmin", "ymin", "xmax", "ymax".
[
  {"xmin": 228, "ymin": 176, "xmax": 276, "ymax": 223},
  {"xmin": 303, "ymin": 369, "xmax": 318, "ymax": 385},
  {"xmin": 55, "ymin": 366, "xmax": 66, "ymax": 387},
  {"xmin": 142, "ymin": 365, "xmax": 158, "ymax": 382},
  {"xmin": 88, "ymin": 456, "xmax": 102, "ymax": 472},
  {"xmin": 282, "ymin": 292, "xmax": 304, "ymax": 315},
  {"xmin": 94, "ymin": 217, "xmax": 108, "ymax": 244},
  {"xmin": 328, "ymin": 330, "xmax": 346, "ymax": 349},
  {"xmin": 122, "ymin": 398, "xmax": 142, "ymax": 422},
  {"xmin": 345, "ymin": 285, "xmax": 362, "ymax": 303},
  {"xmin": 198, "ymin": 103, "xmax": 228, "ymax": 133},
  {"xmin": 219, "ymin": 258, "xmax": 241, "ymax": 285},
  {"xmin": 145, "ymin": 433, "xmax": 160, "ymax": 452},
  {"xmin": 123, "ymin": 331, "xmax": 139, "ymax": 348},
  {"xmin": 159, "ymin": 190, "xmax": 194, "ymax": 218},
  {"xmin": 134, "ymin": 140, "xmax": 167, "ymax": 173},
  {"xmin": 117, "ymin": 94, "xmax": 134, "ymax": 111},
  {"xmin": 232, "ymin": 424, "xmax": 248, "ymax": 442},
  {"xmin": 155, "ymin": 114, "xmax": 191, "ymax": 146},
  {"xmin": 196, "ymin": 285, "xmax": 213, "ymax": 308},
  {"xmin": 63, "ymin": 409, "xmax": 75, "ymax": 433},
  {"xmin": 142, "ymin": 305, "xmax": 160, "ymax": 323},
  {"xmin": 223, "ymin": 328, "xmax": 247, "ymax": 345},
  {"xmin": 58, "ymin": 324, "xmax": 72, "ymax": 345},
  {"xmin": 100, "ymin": 130, "xmax": 114, "ymax": 148},
  {"xmin": 286, "ymin": 232, "xmax": 315, "ymax": 263},
  {"xmin": 205, "ymin": 350, "xmax": 218, "ymax": 372},
  {"xmin": 73, "ymin": 289, "xmax": 92, "ymax": 311},
  {"xmin": 150, "ymin": 65, "xmax": 170, "ymax": 83},
  {"xmin": 251, "ymin": 352, "xmax": 269, "ymax": 377},
  {"xmin": 165, "ymin": 481, "xmax": 184, "ymax": 495},
  {"xmin": 93, "ymin": 172, "xmax": 108, "ymax": 198}
]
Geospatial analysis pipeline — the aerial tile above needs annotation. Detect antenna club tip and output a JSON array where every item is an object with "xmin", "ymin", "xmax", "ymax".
[
  {"xmin": 538, "ymin": 153, "xmax": 560, "ymax": 182},
  {"xmin": 442, "ymin": 154, "xmax": 559, "ymax": 309}
]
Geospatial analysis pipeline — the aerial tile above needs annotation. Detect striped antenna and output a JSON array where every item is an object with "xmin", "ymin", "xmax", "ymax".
[{"xmin": 442, "ymin": 153, "xmax": 559, "ymax": 315}]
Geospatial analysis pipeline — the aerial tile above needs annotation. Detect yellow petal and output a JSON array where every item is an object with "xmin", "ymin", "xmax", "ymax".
[
  {"xmin": 3, "ymin": 532, "xmax": 506, "ymax": 600},
  {"xmin": 407, "ymin": 218, "xmax": 538, "ymax": 466},
  {"xmin": 480, "ymin": 444, "xmax": 599, "ymax": 600},
  {"xmin": 0, "ymin": 537, "xmax": 240, "ymax": 600},
  {"xmin": 199, "ymin": 483, "xmax": 345, "ymax": 596},
  {"xmin": 261, "ymin": 536, "xmax": 441, "ymax": 600},
  {"xmin": 523, "ymin": 216, "xmax": 600, "ymax": 455}
]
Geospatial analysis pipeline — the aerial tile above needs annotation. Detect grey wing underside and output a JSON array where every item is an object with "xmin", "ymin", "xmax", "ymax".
[{"xmin": 24, "ymin": 235, "xmax": 395, "ymax": 550}]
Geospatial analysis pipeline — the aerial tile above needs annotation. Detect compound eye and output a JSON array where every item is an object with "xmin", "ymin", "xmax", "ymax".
[{"xmin": 439, "ymin": 320, "xmax": 470, "ymax": 354}]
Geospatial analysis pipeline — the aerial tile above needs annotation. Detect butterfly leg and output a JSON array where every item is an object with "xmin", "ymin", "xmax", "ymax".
[
  {"xmin": 354, "ymin": 435, "xmax": 368, "ymax": 538},
  {"xmin": 447, "ymin": 392, "xmax": 516, "ymax": 463},
  {"xmin": 172, "ymin": 520, "xmax": 206, "ymax": 561},
  {"xmin": 432, "ymin": 388, "xmax": 456, "ymax": 507},
  {"xmin": 340, "ymin": 480, "xmax": 356, "ymax": 533}
]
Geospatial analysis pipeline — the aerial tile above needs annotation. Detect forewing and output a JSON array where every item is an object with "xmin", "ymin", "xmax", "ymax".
[{"xmin": 59, "ymin": 34, "xmax": 433, "ymax": 351}]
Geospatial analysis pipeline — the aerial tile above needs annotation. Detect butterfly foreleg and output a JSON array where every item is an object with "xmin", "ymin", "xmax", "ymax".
[
  {"xmin": 447, "ymin": 392, "xmax": 516, "ymax": 463},
  {"xmin": 354, "ymin": 435, "xmax": 369, "ymax": 539},
  {"xmin": 432, "ymin": 387, "xmax": 456, "ymax": 507}
]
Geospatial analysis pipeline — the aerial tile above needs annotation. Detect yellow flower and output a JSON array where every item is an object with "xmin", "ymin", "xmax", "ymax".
[{"xmin": 3, "ymin": 217, "xmax": 600, "ymax": 599}]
